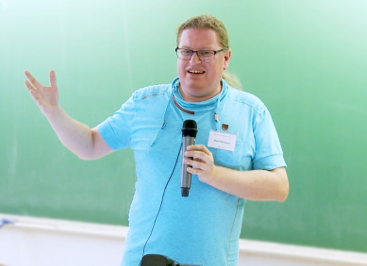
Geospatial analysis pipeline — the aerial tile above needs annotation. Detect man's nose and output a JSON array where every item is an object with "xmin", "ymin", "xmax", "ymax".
[{"xmin": 190, "ymin": 51, "xmax": 201, "ymax": 63}]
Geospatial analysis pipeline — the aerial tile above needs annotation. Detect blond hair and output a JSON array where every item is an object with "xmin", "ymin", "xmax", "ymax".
[{"xmin": 177, "ymin": 14, "xmax": 242, "ymax": 89}]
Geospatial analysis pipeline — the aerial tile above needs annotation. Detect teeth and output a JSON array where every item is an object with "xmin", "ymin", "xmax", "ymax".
[{"xmin": 189, "ymin": 70, "xmax": 204, "ymax": 74}]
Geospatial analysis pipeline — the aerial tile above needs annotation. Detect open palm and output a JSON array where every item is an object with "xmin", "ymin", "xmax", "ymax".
[{"xmin": 24, "ymin": 70, "xmax": 59, "ymax": 118}]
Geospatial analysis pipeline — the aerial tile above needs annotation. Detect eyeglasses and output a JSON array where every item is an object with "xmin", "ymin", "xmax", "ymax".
[{"xmin": 175, "ymin": 47, "xmax": 224, "ymax": 62}]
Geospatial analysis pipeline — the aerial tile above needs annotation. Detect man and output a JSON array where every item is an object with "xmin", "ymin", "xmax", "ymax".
[{"xmin": 25, "ymin": 14, "xmax": 288, "ymax": 266}]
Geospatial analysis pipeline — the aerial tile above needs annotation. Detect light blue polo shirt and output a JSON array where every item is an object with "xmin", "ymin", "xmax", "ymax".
[{"xmin": 97, "ymin": 77, "xmax": 286, "ymax": 266}]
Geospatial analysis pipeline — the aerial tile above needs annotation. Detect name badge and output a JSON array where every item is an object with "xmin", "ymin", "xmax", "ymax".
[{"xmin": 208, "ymin": 130, "xmax": 237, "ymax": 152}]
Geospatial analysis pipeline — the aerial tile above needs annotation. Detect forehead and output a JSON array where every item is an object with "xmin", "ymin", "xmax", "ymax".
[{"xmin": 178, "ymin": 28, "xmax": 220, "ymax": 49}]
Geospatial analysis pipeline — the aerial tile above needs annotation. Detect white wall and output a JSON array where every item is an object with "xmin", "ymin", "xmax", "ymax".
[{"xmin": 1, "ymin": 214, "xmax": 366, "ymax": 266}]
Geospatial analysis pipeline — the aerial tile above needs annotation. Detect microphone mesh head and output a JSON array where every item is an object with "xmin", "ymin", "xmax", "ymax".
[{"xmin": 182, "ymin": 120, "xmax": 198, "ymax": 137}]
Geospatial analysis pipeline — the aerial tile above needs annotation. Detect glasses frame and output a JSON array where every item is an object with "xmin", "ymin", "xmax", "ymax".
[{"xmin": 175, "ymin": 47, "xmax": 225, "ymax": 62}]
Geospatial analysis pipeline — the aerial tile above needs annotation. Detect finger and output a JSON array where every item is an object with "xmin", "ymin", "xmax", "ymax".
[
  {"xmin": 187, "ymin": 144, "xmax": 204, "ymax": 150},
  {"xmin": 187, "ymin": 167, "xmax": 199, "ymax": 175},
  {"xmin": 49, "ymin": 70, "xmax": 58, "ymax": 89},
  {"xmin": 25, "ymin": 79, "xmax": 39, "ymax": 95},
  {"xmin": 24, "ymin": 79, "xmax": 35, "ymax": 91},
  {"xmin": 193, "ymin": 157, "xmax": 204, "ymax": 163},
  {"xmin": 25, "ymin": 80, "xmax": 42, "ymax": 105},
  {"xmin": 24, "ymin": 71, "xmax": 44, "ymax": 89},
  {"xmin": 185, "ymin": 150, "xmax": 209, "ymax": 161},
  {"xmin": 184, "ymin": 157, "xmax": 206, "ymax": 169},
  {"xmin": 187, "ymin": 144, "xmax": 210, "ymax": 154},
  {"xmin": 187, "ymin": 164, "xmax": 207, "ymax": 176}
]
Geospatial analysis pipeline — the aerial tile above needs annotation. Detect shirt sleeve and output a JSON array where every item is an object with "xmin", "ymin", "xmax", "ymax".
[
  {"xmin": 252, "ymin": 106, "xmax": 287, "ymax": 170},
  {"xmin": 96, "ymin": 95, "xmax": 135, "ymax": 150}
]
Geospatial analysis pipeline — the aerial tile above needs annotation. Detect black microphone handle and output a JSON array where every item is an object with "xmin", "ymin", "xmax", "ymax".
[{"xmin": 181, "ymin": 135, "xmax": 195, "ymax": 197}]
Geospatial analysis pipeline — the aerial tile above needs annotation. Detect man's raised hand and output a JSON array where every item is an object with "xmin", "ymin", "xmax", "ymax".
[{"xmin": 25, "ymin": 70, "xmax": 59, "ymax": 119}]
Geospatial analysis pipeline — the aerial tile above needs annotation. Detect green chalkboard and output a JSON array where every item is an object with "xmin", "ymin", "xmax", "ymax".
[{"xmin": 1, "ymin": 0, "xmax": 367, "ymax": 254}]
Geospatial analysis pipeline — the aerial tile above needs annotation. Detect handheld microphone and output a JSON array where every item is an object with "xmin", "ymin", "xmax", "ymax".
[{"xmin": 181, "ymin": 120, "xmax": 198, "ymax": 197}]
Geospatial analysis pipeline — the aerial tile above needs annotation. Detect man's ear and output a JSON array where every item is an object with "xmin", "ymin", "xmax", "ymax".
[{"xmin": 223, "ymin": 49, "xmax": 232, "ymax": 70}]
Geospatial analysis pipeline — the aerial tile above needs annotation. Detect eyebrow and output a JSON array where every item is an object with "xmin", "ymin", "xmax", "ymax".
[{"xmin": 180, "ymin": 46, "xmax": 219, "ymax": 50}]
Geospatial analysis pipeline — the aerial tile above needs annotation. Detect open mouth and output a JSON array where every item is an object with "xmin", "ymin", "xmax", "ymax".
[{"xmin": 188, "ymin": 70, "xmax": 205, "ymax": 74}]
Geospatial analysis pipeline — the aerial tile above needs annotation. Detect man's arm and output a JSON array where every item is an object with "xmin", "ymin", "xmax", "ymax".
[
  {"xmin": 184, "ymin": 144, "xmax": 289, "ymax": 201},
  {"xmin": 24, "ymin": 70, "xmax": 114, "ymax": 160}
]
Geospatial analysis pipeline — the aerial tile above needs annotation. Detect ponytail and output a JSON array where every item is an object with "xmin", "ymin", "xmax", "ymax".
[{"xmin": 222, "ymin": 71, "xmax": 242, "ymax": 90}]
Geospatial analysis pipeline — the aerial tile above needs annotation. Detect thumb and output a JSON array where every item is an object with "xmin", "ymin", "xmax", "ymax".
[{"xmin": 49, "ymin": 70, "xmax": 58, "ymax": 89}]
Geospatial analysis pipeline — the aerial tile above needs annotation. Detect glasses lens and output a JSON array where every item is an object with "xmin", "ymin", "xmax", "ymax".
[
  {"xmin": 177, "ymin": 49, "xmax": 192, "ymax": 60},
  {"xmin": 198, "ymin": 51, "xmax": 215, "ymax": 62}
]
